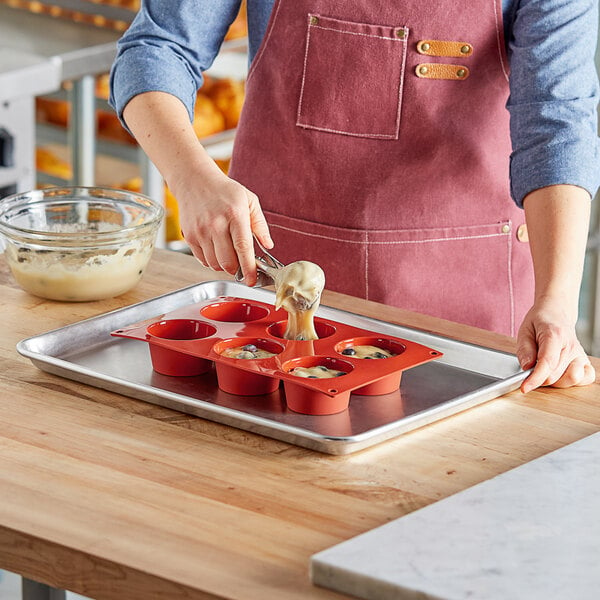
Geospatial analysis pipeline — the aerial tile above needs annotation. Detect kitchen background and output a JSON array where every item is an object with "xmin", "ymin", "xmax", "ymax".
[{"xmin": 0, "ymin": 1, "xmax": 599, "ymax": 598}]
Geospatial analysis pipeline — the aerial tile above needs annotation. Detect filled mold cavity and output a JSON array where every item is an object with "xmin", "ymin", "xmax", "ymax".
[
  {"xmin": 281, "ymin": 356, "xmax": 354, "ymax": 415},
  {"xmin": 213, "ymin": 337, "xmax": 284, "ymax": 360},
  {"xmin": 335, "ymin": 336, "xmax": 405, "ymax": 359},
  {"xmin": 212, "ymin": 337, "xmax": 284, "ymax": 396},
  {"xmin": 334, "ymin": 337, "xmax": 406, "ymax": 395}
]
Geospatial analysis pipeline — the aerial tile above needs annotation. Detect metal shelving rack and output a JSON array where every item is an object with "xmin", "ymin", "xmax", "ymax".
[
  {"xmin": 0, "ymin": 0, "xmax": 248, "ymax": 253},
  {"xmin": 0, "ymin": 48, "xmax": 61, "ymax": 197}
]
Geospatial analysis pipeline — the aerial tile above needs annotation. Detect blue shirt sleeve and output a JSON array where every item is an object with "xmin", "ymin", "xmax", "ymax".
[
  {"xmin": 109, "ymin": 0, "xmax": 243, "ymax": 123},
  {"xmin": 110, "ymin": 0, "xmax": 600, "ymax": 208},
  {"xmin": 505, "ymin": 0, "xmax": 600, "ymax": 206}
]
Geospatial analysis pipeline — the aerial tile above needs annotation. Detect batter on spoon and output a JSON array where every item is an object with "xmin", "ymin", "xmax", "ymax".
[{"xmin": 269, "ymin": 260, "xmax": 325, "ymax": 341}]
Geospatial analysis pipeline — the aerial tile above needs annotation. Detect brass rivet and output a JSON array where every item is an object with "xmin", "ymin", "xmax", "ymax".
[
  {"xmin": 501, "ymin": 224, "xmax": 511, "ymax": 234},
  {"xmin": 457, "ymin": 68, "xmax": 466, "ymax": 78},
  {"xmin": 517, "ymin": 224, "xmax": 529, "ymax": 242},
  {"xmin": 310, "ymin": 16, "xmax": 319, "ymax": 25},
  {"xmin": 396, "ymin": 29, "xmax": 406, "ymax": 39},
  {"xmin": 460, "ymin": 45, "xmax": 471, "ymax": 54},
  {"xmin": 421, "ymin": 42, "xmax": 430, "ymax": 51},
  {"xmin": 419, "ymin": 66, "xmax": 428, "ymax": 75}
]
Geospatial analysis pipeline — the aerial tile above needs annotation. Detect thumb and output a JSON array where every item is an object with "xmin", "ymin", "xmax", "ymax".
[
  {"xmin": 516, "ymin": 325, "xmax": 537, "ymax": 371},
  {"xmin": 247, "ymin": 192, "xmax": 273, "ymax": 250}
]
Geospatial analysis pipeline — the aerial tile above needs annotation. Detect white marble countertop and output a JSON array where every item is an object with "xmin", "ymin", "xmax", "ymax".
[{"xmin": 311, "ymin": 431, "xmax": 600, "ymax": 600}]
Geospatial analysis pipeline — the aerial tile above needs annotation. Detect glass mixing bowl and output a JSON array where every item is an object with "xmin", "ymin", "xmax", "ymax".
[{"xmin": 0, "ymin": 186, "xmax": 164, "ymax": 301}]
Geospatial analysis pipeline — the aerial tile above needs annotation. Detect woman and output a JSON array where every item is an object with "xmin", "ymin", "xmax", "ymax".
[{"xmin": 110, "ymin": 0, "xmax": 599, "ymax": 392}]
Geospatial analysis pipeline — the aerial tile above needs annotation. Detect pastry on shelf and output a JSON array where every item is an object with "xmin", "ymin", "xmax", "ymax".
[
  {"xmin": 97, "ymin": 110, "xmax": 137, "ymax": 145},
  {"xmin": 95, "ymin": 73, "xmax": 111, "ymax": 101},
  {"xmin": 204, "ymin": 78, "xmax": 245, "ymax": 130},
  {"xmin": 193, "ymin": 93, "xmax": 226, "ymax": 139},
  {"xmin": 36, "ymin": 147, "xmax": 72, "ymax": 181},
  {"xmin": 224, "ymin": 0, "xmax": 247, "ymax": 40},
  {"xmin": 36, "ymin": 97, "xmax": 70, "ymax": 127},
  {"xmin": 119, "ymin": 176, "xmax": 181, "ymax": 242},
  {"xmin": 214, "ymin": 158, "xmax": 231, "ymax": 174}
]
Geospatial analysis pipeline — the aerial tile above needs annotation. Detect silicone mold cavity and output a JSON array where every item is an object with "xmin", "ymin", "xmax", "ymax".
[
  {"xmin": 200, "ymin": 300, "xmax": 270, "ymax": 322},
  {"xmin": 267, "ymin": 319, "xmax": 336, "ymax": 340},
  {"xmin": 282, "ymin": 356, "xmax": 354, "ymax": 415},
  {"xmin": 146, "ymin": 319, "xmax": 217, "ymax": 376}
]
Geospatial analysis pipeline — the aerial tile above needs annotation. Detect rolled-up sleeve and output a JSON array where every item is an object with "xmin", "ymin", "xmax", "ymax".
[
  {"xmin": 109, "ymin": 0, "xmax": 242, "ymax": 124},
  {"xmin": 506, "ymin": 0, "xmax": 600, "ymax": 206}
]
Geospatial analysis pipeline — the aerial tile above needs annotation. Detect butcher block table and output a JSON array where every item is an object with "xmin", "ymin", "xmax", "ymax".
[{"xmin": 1, "ymin": 248, "xmax": 599, "ymax": 600}]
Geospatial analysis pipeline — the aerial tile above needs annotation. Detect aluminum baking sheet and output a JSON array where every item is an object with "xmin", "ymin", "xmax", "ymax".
[{"xmin": 17, "ymin": 281, "xmax": 528, "ymax": 454}]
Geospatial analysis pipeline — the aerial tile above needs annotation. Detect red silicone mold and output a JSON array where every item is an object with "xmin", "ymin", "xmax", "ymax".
[
  {"xmin": 281, "ymin": 355, "xmax": 354, "ymax": 415},
  {"xmin": 212, "ymin": 337, "xmax": 285, "ymax": 395},
  {"xmin": 111, "ymin": 296, "xmax": 443, "ymax": 415},
  {"xmin": 146, "ymin": 319, "xmax": 216, "ymax": 376},
  {"xmin": 334, "ymin": 336, "xmax": 408, "ymax": 395}
]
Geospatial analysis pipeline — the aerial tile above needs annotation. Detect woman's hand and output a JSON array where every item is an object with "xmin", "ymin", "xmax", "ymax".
[
  {"xmin": 173, "ymin": 166, "xmax": 273, "ymax": 286},
  {"xmin": 517, "ymin": 297, "xmax": 595, "ymax": 393},
  {"xmin": 122, "ymin": 91, "xmax": 273, "ymax": 286},
  {"xmin": 518, "ymin": 184, "xmax": 596, "ymax": 393}
]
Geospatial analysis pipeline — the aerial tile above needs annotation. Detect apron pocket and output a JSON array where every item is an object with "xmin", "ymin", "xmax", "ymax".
[
  {"xmin": 367, "ymin": 223, "xmax": 517, "ymax": 335},
  {"xmin": 264, "ymin": 213, "xmax": 527, "ymax": 336},
  {"xmin": 264, "ymin": 211, "xmax": 369, "ymax": 299},
  {"xmin": 296, "ymin": 14, "xmax": 408, "ymax": 140}
]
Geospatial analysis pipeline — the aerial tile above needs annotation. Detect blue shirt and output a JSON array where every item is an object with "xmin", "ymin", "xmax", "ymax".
[{"xmin": 110, "ymin": 0, "xmax": 600, "ymax": 207}]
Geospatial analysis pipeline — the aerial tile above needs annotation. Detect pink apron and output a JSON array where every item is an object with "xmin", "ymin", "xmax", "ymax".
[{"xmin": 229, "ymin": 0, "xmax": 534, "ymax": 336}]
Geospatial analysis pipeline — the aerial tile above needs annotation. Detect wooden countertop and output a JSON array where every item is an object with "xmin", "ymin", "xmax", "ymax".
[{"xmin": 1, "ymin": 249, "xmax": 599, "ymax": 600}]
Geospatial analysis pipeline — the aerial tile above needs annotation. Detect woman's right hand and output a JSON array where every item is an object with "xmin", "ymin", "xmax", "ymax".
[
  {"xmin": 172, "ymin": 165, "xmax": 273, "ymax": 287},
  {"xmin": 122, "ymin": 92, "xmax": 273, "ymax": 287}
]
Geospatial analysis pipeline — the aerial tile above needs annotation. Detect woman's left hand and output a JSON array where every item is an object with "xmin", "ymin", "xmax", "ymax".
[
  {"xmin": 517, "ymin": 298, "xmax": 596, "ymax": 393},
  {"xmin": 517, "ymin": 184, "xmax": 596, "ymax": 394}
]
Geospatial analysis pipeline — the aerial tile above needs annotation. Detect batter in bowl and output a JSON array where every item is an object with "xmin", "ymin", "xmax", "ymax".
[{"xmin": 7, "ymin": 241, "xmax": 152, "ymax": 302}]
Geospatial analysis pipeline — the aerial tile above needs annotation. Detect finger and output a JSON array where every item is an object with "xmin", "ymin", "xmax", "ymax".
[
  {"xmin": 521, "ymin": 365, "xmax": 549, "ymax": 394},
  {"xmin": 549, "ymin": 356, "xmax": 587, "ymax": 388},
  {"xmin": 248, "ymin": 192, "xmax": 273, "ymax": 249},
  {"xmin": 181, "ymin": 223, "xmax": 219, "ymax": 271},
  {"xmin": 536, "ymin": 327, "xmax": 565, "ymax": 371},
  {"xmin": 189, "ymin": 246, "xmax": 207, "ymax": 267},
  {"xmin": 520, "ymin": 333, "xmax": 564, "ymax": 393},
  {"xmin": 551, "ymin": 359, "xmax": 596, "ymax": 388},
  {"xmin": 230, "ymin": 210, "xmax": 257, "ymax": 286},
  {"xmin": 212, "ymin": 229, "xmax": 242, "ymax": 276},
  {"xmin": 516, "ymin": 326, "xmax": 538, "ymax": 370},
  {"xmin": 583, "ymin": 362, "xmax": 597, "ymax": 385},
  {"xmin": 191, "ymin": 211, "xmax": 232, "ymax": 273},
  {"xmin": 200, "ymin": 238, "xmax": 224, "ymax": 272},
  {"xmin": 544, "ymin": 352, "xmax": 581, "ymax": 387},
  {"xmin": 541, "ymin": 341, "xmax": 585, "ymax": 387},
  {"xmin": 181, "ymin": 235, "xmax": 207, "ymax": 267}
]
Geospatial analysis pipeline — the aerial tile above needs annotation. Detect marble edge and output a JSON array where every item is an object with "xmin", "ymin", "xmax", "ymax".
[{"xmin": 310, "ymin": 431, "xmax": 600, "ymax": 586}]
